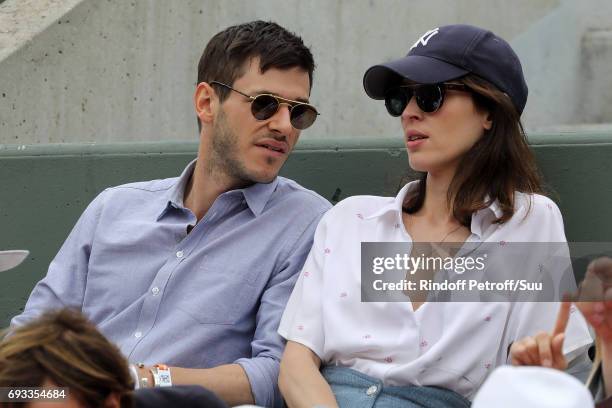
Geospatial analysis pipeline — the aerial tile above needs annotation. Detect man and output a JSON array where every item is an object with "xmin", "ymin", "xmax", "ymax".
[{"xmin": 11, "ymin": 21, "xmax": 331, "ymax": 407}]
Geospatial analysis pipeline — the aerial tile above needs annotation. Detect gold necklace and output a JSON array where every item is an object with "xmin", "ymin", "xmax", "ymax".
[
  {"xmin": 404, "ymin": 211, "xmax": 463, "ymax": 244},
  {"xmin": 438, "ymin": 224, "xmax": 463, "ymax": 244},
  {"xmin": 427, "ymin": 224, "xmax": 464, "ymax": 260}
]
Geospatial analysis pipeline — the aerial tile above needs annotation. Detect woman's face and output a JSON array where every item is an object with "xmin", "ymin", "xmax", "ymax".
[{"xmin": 401, "ymin": 85, "xmax": 492, "ymax": 175}]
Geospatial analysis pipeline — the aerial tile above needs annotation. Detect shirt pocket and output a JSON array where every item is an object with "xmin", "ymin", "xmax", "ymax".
[{"xmin": 174, "ymin": 261, "xmax": 263, "ymax": 325}]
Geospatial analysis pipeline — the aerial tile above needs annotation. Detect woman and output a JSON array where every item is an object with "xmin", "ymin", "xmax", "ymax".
[
  {"xmin": 0, "ymin": 308, "xmax": 228, "ymax": 408},
  {"xmin": 511, "ymin": 257, "xmax": 612, "ymax": 407},
  {"xmin": 0, "ymin": 308, "xmax": 134, "ymax": 408},
  {"xmin": 278, "ymin": 24, "xmax": 593, "ymax": 408}
]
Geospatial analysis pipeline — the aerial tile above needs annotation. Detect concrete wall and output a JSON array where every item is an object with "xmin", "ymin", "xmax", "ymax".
[
  {"xmin": 513, "ymin": 0, "xmax": 612, "ymax": 131},
  {"xmin": 3, "ymin": 0, "xmax": 610, "ymax": 144}
]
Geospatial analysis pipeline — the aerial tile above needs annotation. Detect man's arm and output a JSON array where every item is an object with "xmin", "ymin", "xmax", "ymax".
[
  {"xmin": 10, "ymin": 191, "xmax": 105, "ymax": 327},
  {"xmin": 137, "ymin": 214, "xmax": 324, "ymax": 407},
  {"xmin": 137, "ymin": 363, "xmax": 254, "ymax": 406}
]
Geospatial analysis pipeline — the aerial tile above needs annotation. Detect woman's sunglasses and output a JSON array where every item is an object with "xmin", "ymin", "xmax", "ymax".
[
  {"xmin": 384, "ymin": 83, "xmax": 469, "ymax": 116},
  {"xmin": 210, "ymin": 81, "xmax": 319, "ymax": 130}
]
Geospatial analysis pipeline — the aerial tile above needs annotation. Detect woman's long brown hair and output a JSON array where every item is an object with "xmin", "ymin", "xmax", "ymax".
[
  {"xmin": 403, "ymin": 74, "xmax": 544, "ymax": 226},
  {"xmin": 0, "ymin": 308, "xmax": 134, "ymax": 407}
]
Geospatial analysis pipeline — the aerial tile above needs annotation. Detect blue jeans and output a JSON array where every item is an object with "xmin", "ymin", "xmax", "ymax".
[{"xmin": 322, "ymin": 366, "xmax": 471, "ymax": 408}]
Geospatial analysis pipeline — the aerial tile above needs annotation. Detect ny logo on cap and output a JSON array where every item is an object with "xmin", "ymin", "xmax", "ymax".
[{"xmin": 410, "ymin": 28, "xmax": 439, "ymax": 50}]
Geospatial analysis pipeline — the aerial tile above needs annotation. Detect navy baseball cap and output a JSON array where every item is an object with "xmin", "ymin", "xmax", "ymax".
[{"xmin": 363, "ymin": 24, "xmax": 528, "ymax": 114}]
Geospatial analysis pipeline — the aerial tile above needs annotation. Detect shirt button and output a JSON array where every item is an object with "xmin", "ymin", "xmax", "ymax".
[
  {"xmin": 176, "ymin": 250, "xmax": 184, "ymax": 258},
  {"xmin": 151, "ymin": 287, "xmax": 160, "ymax": 295},
  {"xmin": 134, "ymin": 331, "xmax": 142, "ymax": 339},
  {"xmin": 366, "ymin": 385, "xmax": 378, "ymax": 396}
]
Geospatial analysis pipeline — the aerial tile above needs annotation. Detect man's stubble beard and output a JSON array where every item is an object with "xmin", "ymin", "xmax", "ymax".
[{"xmin": 209, "ymin": 108, "xmax": 277, "ymax": 185}]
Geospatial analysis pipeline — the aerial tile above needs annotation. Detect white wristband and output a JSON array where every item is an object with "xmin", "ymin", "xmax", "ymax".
[{"xmin": 151, "ymin": 364, "xmax": 172, "ymax": 387}]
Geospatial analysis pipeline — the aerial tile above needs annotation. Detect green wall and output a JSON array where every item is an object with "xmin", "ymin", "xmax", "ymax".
[{"xmin": 1, "ymin": 133, "xmax": 611, "ymax": 327}]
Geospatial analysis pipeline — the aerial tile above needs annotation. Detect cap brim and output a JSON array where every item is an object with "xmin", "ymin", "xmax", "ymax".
[
  {"xmin": 0, "ymin": 250, "xmax": 29, "ymax": 272},
  {"xmin": 363, "ymin": 55, "xmax": 469, "ymax": 99}
]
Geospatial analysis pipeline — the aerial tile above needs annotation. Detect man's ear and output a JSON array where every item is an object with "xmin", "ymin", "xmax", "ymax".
[{"xmin": 194, "ymin": 82, "xmax": 217, "ymax": 126}]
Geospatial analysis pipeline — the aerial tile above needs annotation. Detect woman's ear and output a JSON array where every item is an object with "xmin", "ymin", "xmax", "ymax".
[
  {"xmin": 483, "ymin": 112, "xmax": 493, "ymax": 131},
  {"xmin": 194, "ymin": 82, "xmax": 217, "ymax": 126}
]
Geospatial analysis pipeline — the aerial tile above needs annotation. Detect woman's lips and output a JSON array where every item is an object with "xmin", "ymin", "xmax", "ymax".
[
  {"xmin": 406, "ymin": 138, "xmax": 427, "ymax": 150},
  {"xmin": 405, "ymin": 131, "xmax": 429, "ymax": 150}
]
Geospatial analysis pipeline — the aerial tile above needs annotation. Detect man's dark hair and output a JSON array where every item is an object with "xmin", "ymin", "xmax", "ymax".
[{"xmin": 196, "ymin": 20, "xmax": 315, "ymax": 131}]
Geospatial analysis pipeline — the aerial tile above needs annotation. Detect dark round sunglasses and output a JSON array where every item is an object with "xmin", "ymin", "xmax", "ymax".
[
  {"xmin": 210, "ymin": 81, "xmax": 319, "ymax": 130},
  {"xmin": 384, "ymin": 83, "xmax": 469, "ymax": 116}
]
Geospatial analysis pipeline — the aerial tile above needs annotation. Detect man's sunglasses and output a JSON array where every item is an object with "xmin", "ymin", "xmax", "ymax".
[
  {"xmin": 384, "ymin": 83, "xmax": 469, "ymax": 116},
  {"xmin": 210, "ymin": 81, "xmax": 319, "ymax": 130}
]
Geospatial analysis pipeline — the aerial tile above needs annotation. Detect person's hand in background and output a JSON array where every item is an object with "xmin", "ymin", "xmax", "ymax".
[
  {"xmin": 510, "ymin": 301, "xmax": 570, "ymax": 370},
  {"xmin": 575, "ymin": 257, "xmax": 612, "ymax": 345}
]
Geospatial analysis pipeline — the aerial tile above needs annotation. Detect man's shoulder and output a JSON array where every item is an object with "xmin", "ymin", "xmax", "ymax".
[
  {"xmin": 273, "ymin": 177, "xmax": 332, "ymax": 215},
  {"xmin": 101, "ymin": 177, "xmax": 178, "ymax": 199}
]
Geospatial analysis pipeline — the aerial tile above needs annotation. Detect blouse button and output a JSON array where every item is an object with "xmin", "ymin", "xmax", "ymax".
[{"xmin": 366, "ymin": 385, "xmax": 378, "ymax": 396}]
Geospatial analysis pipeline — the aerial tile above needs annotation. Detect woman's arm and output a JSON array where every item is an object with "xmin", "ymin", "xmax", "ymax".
[{"xmin": 279, "ymin": 341, "xmax": 339, "ymax": 408}]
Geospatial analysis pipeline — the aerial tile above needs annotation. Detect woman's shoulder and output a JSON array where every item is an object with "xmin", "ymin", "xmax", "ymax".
[
  {"xmin": 513, "ymin": 192, "xmax": 562, "ymax": 218},
  {"xmin": 500, "ymin": 192, "xmax": 566, "ymax": 241},
  {"xmin": 316, "ymin": 194, "xmax": 396, "ymax": 227},
  {"xmin": 330, "ymin": 194, "xmax": 395, "ymax": 214}
]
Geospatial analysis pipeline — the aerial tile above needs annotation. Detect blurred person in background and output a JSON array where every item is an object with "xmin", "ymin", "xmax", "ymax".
[
  {"xmin": 511, "ymin": 257, "xmax": 612, "ymax": 407},
  {"xmin": 0, "ymin": 308, "xmax": 134, "ymax": 408},
  {"xmin": 0, "ymin": 308, "xmax": 228, "ymax": 408}
]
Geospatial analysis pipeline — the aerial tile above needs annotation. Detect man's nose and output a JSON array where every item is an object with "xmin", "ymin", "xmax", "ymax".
[{"xmin": 268, "ymin": 103, "xmax": 294, "ymax": 135}]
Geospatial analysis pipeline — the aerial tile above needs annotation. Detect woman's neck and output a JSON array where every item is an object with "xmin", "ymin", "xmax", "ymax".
[{"xmin": 417, "ymin": 169, "xmax": 457, "ymax": 226}]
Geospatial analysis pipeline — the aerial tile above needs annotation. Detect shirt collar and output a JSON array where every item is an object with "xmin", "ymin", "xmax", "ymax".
[
  {"xmin": 236, "ymin": 177, "xmax": 280, "ymax": 217},
  {"xmin": 156, "ymin": 159, "xmax": 280, "ymax": 220},
  {"xmin": 156, "ymin": 159, "xmax": 197, "ymax": 221},
  {"xmin": 470, "ymin": 195, "xmax": 504, "ymax": 240},
  {"xmin": 364, "ymin": 180, "xmax": 504, "ymax": 240},
  {"xmin": 481, "ymin": 197, "xmax": 503, "ymax": 219}
]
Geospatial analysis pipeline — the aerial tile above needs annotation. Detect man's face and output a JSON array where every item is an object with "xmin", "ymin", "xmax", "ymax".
[{"xmin": 207, "ymin": 58, "xmax": 311, "ymax": 186}]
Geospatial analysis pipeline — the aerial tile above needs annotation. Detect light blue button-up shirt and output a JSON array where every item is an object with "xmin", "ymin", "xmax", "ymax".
[{"xmin": 11, "ymin": 159, "xmax": 331, "ymax": 408}]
